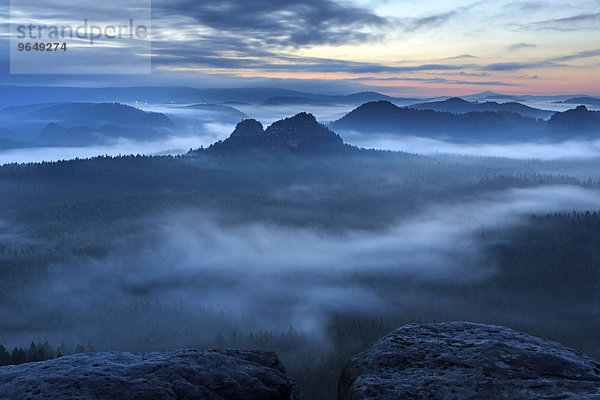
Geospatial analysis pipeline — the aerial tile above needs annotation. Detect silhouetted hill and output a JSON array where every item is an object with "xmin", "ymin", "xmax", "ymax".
[
  {"xmin": 463, "ymin": 91, "xmax": 524, "ymax": 102},
  {"xmin": 0, "ymin": 103, "xmax": 172, "ymax": 146},
  {"xmin": 409, "ymin": 97, "xmax": 554, "ymax": 119},
  {"xmin": 262, "ymin": 92, "xmax": 421, "ymax": 107},
  {"xmin": 0, "ymin": 85, "xmax": 420, "ymax": 108},
  {"xmin": 330, "ymin": 101, "xmax": 545, "ymax": 142},
  {"xmin": 33, "ymin": 103, "xmax": 172, "ymax": 127},
  {"xmin": 548, "ymin": 106, "xmax": 600, "ymax": 134},
  {"xmin": 0, "ymin": 86, "xmax": 312, "ymax": 107},
  {"xmin": 555, "ymin": 97, "xmax": 600, "ymax": 106},
  {"xmin": 207, "ymin": 113, "xmax": 347, "ymax": 154},
  {"xmin": 340, "ymin": 91, "xmax": 420, "ymax": 105}
]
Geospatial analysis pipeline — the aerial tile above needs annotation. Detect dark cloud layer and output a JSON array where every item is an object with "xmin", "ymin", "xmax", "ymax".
[{"xmin": 154, "ymin": 0, "xmax": 388, "ymax": 47}]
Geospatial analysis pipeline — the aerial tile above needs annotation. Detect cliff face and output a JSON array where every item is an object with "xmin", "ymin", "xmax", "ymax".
[
  {"xmin": 0, "ymin": 349, "xmax": 298, "ymax": 400},
  {"xmin": 337, "ymin": 322, "xmax": 600, "ymax": 400}
]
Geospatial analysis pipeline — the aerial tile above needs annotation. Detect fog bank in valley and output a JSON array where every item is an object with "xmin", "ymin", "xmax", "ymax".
[
  {"xmin": 1, "ymin": 185, "xmax": 598, "ymax": 350},
  {"xmin": 342, "ymin": 132, "xmax": 600, "ymax": 161}
]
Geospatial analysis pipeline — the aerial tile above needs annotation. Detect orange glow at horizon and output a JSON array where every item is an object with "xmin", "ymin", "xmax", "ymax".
[{"xmin": 158, "ymin": 64, "xmax": 600, "ymax": 96}]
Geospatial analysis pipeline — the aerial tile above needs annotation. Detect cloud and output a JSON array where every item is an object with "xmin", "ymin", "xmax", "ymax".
[
  {"xmin": 151, "ymin": 44, "xmax": 475, "ymax": 74},
  {"xmin": 443, "ymin": 54, "xmax": 479, "ymax": 60},
  {"xmin": 550, "ymin": 49, "xmax": 600, "ymax": 62},
  {"xmin": 3, "ymin": 184, "xmax": 600, "ymax": 347},
  {"xmin": 484, "ymin": 61, "xmax": 561, "ymax": 71},
  {"xmin": 355, "ymin": 76, "xmax": 519, "ymax": 86},
  {"xmin": 530, "ymin": 12, "xmax": 600, "ymax": 30},
  {"xmin": 509, "ymin": 43, "xmax": 537, "ymax": 51},
  {"xmin": 154, "ymin": 0, "xmax": 388, "ymax": 47},
  {"xmin": 341, "ymin": 133, "xmax": 600, "ymax": 161},
  {"xmin": 147, "ymin": 1, "xmax": 483, "ymax": 79},
  {"xmin": 503, "ymin": 1, "xmax": 552, "ymax": 12},
  {"xmin": 399, "ymin": 10, "xmax": 458, "ymax": 32}
]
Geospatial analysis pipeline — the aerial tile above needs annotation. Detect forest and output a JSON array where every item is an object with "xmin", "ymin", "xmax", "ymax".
[{"xmin": 0, "ymin": 147, "xmax": 598, "ymax": 399}]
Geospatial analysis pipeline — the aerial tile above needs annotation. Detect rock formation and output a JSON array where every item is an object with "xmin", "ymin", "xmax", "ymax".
[
  {"xmin": 207, "ymin": 113, "xmax": 346, "ymax": 153},
  {"xmin": 338, "ymin": 321, "xmax": 600, "ymax": 400},
  {"xmin": 0, "ymin": 349, "xmax": 298, "ymax": 400}
]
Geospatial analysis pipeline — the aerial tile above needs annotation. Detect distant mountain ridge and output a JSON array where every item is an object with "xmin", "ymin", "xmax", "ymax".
[
  {"xmin": 0, "ymin": 102, "xmax": 173, "ymax": 146},
  {"xmin": 462, "ymin": 91, "xmax": 525, "ymax": 102},
  {"xmin": 330, "ymin": 101, "xmax": 547, "ymax": 142},
  {"xmin": 262, "ymin": 91, "xmax": 421, "ymax": 106},
  {"xmin": 461, "ymin": 91, "xmax": 592, "ymax": 102},
  {"xmin": 0, "ymin": 86, "xmax": 420, "ymax": 108},
  {"xmin": 408, "ymin": 97, "xmax": 554, "ymax": 119},
  {"xmin": 0, "ymin": 85, "xmax": 595, "ymax": 109},
  {"xmin": 36, "ymin": 103, "xmax": 171, "ymax": 127},
  {"xmin": 202, "ymin": 103, "xmax": 600, "ymax": 153}
]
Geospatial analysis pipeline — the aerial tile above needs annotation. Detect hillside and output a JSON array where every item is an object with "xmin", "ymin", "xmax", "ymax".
[
  {"xmin": 548, "ymin": 105, "xmax": 600, "ymax": 133},
  {"xmin": 0, "ymin": 102, "xmax": 172, "ymax": 146},
  {"xmin": 330, "ymin": 100, "xmax": 546, "ymax": 142}
]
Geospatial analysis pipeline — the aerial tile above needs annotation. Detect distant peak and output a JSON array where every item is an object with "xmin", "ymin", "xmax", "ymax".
[
  {"xmin": 362, "ymin": 100, "xmax": 398, "ymax": 108},
  {"xmin": 231, "ymin": 119, "xmax": 264, "ymax": 138},
  {"xmin": 266, "ymin": 112, "xmax": 321, "ymax": 131},
  {"xmin": 574, "ymin": 105, "xmax": 589, "ymax": 112},
  {"xmin": 295, "ymin": 111, "xmax": 316, "ymax": 118},
  {"xmin": 445, "ymin": 97, "xmax": 469, "ymax": 104},
  {"xmin": 476, "ymin": 91, "xmax": 500, "ymax": 96},
  {"xmin": 289, "ymin": 112, "xmax": 318, "ymax": 122},
  {"xmin": 350, "ymin": 91, "xmax": 384, "ymax": 96}
]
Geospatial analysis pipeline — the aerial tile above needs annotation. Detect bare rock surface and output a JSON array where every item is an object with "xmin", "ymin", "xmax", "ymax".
[
  {"xmin": 0, "ymin": 348, "xmax": 298, "ymax": 400},
  {"xmin": 338, "ymin": 321, "xmax": 600, "ymax": 400}
]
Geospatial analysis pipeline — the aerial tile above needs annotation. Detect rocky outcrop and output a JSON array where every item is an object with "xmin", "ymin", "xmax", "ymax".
[
  {"xmin": 227, "ymin": 119, "xmax": 265, "ymax": 147},
  {"xmin": 263, "ymin": 112, "xmax": 344, "ymax": 152},
  {"xmin": 0, "ymin": 348, "xmax": 298, "ymax": 400},
  {"xmin": 207, "ymin": 113, "xmax": 346, "ymax": 153},
  {"xmin": 338, "ymin": 322, "xmax": 600, "ymax": 400}
]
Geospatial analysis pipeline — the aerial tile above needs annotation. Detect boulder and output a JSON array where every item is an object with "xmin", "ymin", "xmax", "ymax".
[
  {"xmin": 0, "ymin": 348, "xmax": 298, "ymax": 400},
  {"xmin": 338, "ymin": 321, "xmax": 600, "ymax": 400}
]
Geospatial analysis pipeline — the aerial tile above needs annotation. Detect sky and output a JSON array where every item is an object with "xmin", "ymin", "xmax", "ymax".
[{"xmin": 1, "ymin": 0, "xmax": 599, "ymax": 96}]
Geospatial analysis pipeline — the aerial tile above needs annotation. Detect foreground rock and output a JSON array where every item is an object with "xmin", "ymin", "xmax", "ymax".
[
  {"xmin": 338, "ymin": 322, "xmax": 600, "ymax": 400},
  {"xmin": 0, "ymin": 349, "xmax": 298, "ymax": 400}
]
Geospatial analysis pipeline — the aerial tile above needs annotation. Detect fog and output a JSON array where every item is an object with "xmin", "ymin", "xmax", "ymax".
[
  {"xmin": 0, "ymin": 133, "xmax": 224, "ymax": 165},
  {"xmin": 2, "ymin": 101, "xmax": 599, "ymax": 165},
  {"xmin": 2, "ymin": 185, "xmax": 598, "ymax": 349},
  {"xmin": 342, "ymin": 132, "xmax": 600, "ymax": 161},
  {"xmin": 4, "ymin": 132, "xmax": 600, "ymax": 166}
]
